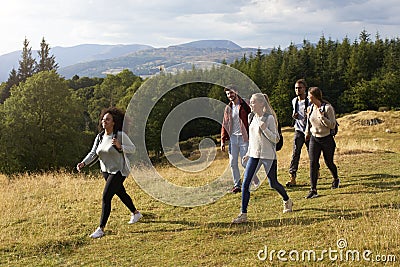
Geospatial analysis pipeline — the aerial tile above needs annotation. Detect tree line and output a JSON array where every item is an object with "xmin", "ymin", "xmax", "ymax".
[
  {"xmin": 231, "ymin": 30, "xmax": 399, "ymax": 125},
  {"xmin": 0, "ymin": 30, "xmax": 399, "ymax": 174}
]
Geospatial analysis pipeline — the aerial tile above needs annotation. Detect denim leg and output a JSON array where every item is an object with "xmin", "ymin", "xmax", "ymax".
[
  {"xmin": 228, "ymin": 135, "xmax": 241, "ymax": 187},
  {"xmin": 239, "ymin": 137, "xmax": 249, "ymax": 169},
  {"xmin": 241, "ymin": 157, "xmax": 259, "ymax": 213},
  {"xmin": 263, "ymin": 159, "xmax": 289, "ymax": 201},
  {"xmin": 240, "ymin": 137, "xmax": 260, "ymax": 182}
]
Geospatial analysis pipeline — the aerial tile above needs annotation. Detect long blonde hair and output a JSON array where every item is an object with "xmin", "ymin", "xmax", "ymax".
[{"xmin": 251, "ymin": 93, "xmax": 279, "ymax": 128}]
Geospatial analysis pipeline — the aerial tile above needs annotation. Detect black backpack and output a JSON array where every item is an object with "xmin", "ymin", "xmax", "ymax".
[{"xmin": 248, "ymin": 112, "xmax": 283, "ymax": 151}]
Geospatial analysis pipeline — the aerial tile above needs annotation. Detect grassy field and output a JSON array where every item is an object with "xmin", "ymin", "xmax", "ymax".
[{"xmin": 1, "ymin": 110, "xmax": 399, "ymax": 266}]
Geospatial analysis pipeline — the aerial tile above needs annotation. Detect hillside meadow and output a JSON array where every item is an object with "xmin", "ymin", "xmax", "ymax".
[{"xmin": 0, "ymin": 110, "xmax": 399, "ymax": 266}]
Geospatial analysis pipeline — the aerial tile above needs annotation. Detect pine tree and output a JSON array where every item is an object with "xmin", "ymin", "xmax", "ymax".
[
  {"xmin": 248, "ymin": 48, "xmax": 264, "ymax": 90},
  {"xmin": 36, "ymin": 37, "xmax": 58, "ymax": 72},
  {"xmin": 0, "ymin": 68, "xmax": 19, "ymax": 103},
  {"xmin": 18, "ymin": 38, "xmax": 36, "ymax": 82}
]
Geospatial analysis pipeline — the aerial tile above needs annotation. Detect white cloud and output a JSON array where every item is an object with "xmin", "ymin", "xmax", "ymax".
[{"xmin": 0, "ymin": 0, "xmax": 399, "ymax": 54}]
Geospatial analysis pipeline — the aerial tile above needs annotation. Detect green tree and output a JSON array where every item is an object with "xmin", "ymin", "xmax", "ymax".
[
  {"xmin": 88, "ymin": 74, "xmax": 125, "ymax": 124},
  {"xmin": 262, "ymin": 47, "xmax": 284, "ymax": 94},
  {"xmin": 314, "ymin": 35, "xmax": 329, "ymax": 88},
  {"xmin": 87, "ymin": 70, "xmax": 141, "ymax": 130},
  {"xmin": 208, "ymin": 84, "xmax": 226, "ymax": 102},
  {"xmin": 278, "ymin": 43, "xmax": 300, "ymax": 84},
  {"xmin": 0, "ymin": 68, "xmax": 19, "ymax": 103},
  {"xmin": 382, "ymin": 38, "xmax": 400, "ymax": 74},
  {"xmin": 346, "ymin": 30, "xmax": 376, "ymax": 87},
  {"xmin": 248, "ymin": 48, "xmax": 265, "ymax": 89},
  {"xmin": 335, "ymin": 37, "xmax": 352, "ymax": 113},
  {"xmin": 269, "ymin": 79, "xmax": 292, "ymax": 126},
  {"xmin": 18, "ymin": 38, "xmax": 36, "ymax": 82},
  {"xmin": 36, "ymin": 37, "xmax": 58, "ymax": 72},
  {"xmin": 0, "ymin": 71, "xmax": 87, "ymax": 174},
  {"xmin": 0, "ymin": 83, "xmax": 7, "ymax": 104},
  {"xmin": 298, "ymin": 40, "xmax": 316, "ymax": 80}
]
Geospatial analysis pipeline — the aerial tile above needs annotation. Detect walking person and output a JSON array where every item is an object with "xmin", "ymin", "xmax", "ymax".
[
  {"xmin": 76, "ymin": 107, "xmax": 142, "ymax": 238},
  {"xmin": 232, "ymin": 93, "xmax": 293, "ymax": 223},
  {"xmin": 221, "ymin": 84, "xmax": 259, "ymax": 193},
  {"xmin": 287, "ymin": 79, "xmax": 316, "ymax": 186},
  {"xmin": 305, "ymin": 87, "xmax": 340, "ymax": 199}
]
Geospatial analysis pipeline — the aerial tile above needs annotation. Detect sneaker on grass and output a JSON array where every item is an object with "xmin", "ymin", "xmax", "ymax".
[
  {"xmin": 90, "ymin": 227, "xmax": 104, "ymax": 239},
  {"xmin": 129, "ymin": 211, "xmax": 143, "ymax": 224},
  {"xmin": 232, "ymin": 213, "xmax": 247, "ymax": 224},
  {"xmin": 283, "ymin": 199, "xmax": 293, "ymax": 213},
  {"xmin": 305, "ymin": 190, "xmax": 319, "ymax": 199},
  {"xmin": 286, "ymin": 173, "xmax": 296, "ymax": 187},
  {"xmin": 230, "ymin": 186, "xmax": 241, "ymax": 194},
  {"xmin": 331, "ymin": 179, "xmax": 340, "ymax": 189}
]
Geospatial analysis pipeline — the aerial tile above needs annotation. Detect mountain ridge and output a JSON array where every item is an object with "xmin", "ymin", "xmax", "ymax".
[{"xmin": 0, "ymin": 40, "xmax": 270, "ymax": 81}]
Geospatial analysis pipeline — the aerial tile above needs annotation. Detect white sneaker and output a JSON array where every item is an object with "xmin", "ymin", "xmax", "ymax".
[
  {"xmin": 128, "ymin": 211, "xmax": 142, "ymax": 224},
  {"xmin": 232, "ymin": 213, "xmax": 247, "ymax": 223},
  {"xmin": 90, "ymin": 227, "xmax": 104, "ymax": 238},
  {"xmin": 283, "ymin": 199, "xmax": 293, "ymax": 213}
]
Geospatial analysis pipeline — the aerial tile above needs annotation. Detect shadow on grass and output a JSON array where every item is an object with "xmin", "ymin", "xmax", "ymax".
[
  {"xmin": 370, "ymin": 202, "xmax": 400, "ymax": 209},
  {"xmin": 286, "ymin": 173, "xmax": 399, "ymax": 192},
  {"xmin": 205, "ymin": 198, "xmax": 399, "ymax": 233},
  {"xmin": 356, "ymin": 173, "xmax": 400, "ymax": 190},
  {"xmin": 1, "ymin": 235, "xmax": 90, "ymax": 262},
  {"xmin": 99, "ymin": 201, "xmax": 400, "ymax": 239},
  {"xmin": 123, "ymin": 212, "xmax": 201, "ymax": 234}
]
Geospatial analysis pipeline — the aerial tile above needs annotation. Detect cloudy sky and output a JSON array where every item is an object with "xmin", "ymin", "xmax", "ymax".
[{"xmin": 1, "ymin": 0, "xmax": 399, "ymax": 55}]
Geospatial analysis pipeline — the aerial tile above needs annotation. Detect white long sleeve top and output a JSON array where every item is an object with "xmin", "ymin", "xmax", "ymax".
[
  {"xmin": 82, "ymin": 131, "xmax": 135, "ymax": 176},
  {"xmin": 247, "ymin": 113, "xmax": 279, "ymax": 160}
]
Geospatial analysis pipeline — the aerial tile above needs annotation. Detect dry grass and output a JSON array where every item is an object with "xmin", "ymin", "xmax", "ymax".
[{"xmin": 1, "ymin": 111, "xmax": 399, "ymax": 266}]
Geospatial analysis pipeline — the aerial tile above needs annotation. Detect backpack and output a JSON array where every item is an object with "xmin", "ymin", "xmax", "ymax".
[
  {"xmin": 323, "ymin": 103, "xmax": 339, "ymax": 136},
  {"xmin": 309, "ymin": 103, "xmax": 339, "ymax": 137},
  {"xmin": 249, "ymin": 112, "xmax": 283, "ymax": 151},
  {"xmin": 294, "ymin": 97, "xmax": 309, "ymax": 116}
]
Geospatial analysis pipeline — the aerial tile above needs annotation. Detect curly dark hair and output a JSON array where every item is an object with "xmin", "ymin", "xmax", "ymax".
[{"xmin": 98, "ymin": 107, "xmax": 125, "ymax": 133}]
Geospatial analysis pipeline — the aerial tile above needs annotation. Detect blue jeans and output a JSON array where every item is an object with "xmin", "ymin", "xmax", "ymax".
[
  {"xmin": 228, "ymin": 135, "xmax": 249, "ymax": 188},
  {"xmin": 241, "ymin": 157, "xmax": 289, "ymax": 213}
]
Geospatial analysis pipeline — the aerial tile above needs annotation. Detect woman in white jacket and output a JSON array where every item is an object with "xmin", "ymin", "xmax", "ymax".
[
  {"xmin": 232, "ymin": 93, "xmax": 293, "ymax": 223},
  {"xmin": 77, "ymin": 107, "xmax": 142, "ymax": 238}
]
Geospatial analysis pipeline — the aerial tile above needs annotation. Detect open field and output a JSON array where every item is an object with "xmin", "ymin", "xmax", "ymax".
[{"xmin": 1, "ymin": 111, "xmax": 399, "ymax": 266}]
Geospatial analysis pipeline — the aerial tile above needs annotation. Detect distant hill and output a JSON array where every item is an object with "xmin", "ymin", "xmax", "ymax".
[
  {"xmin": 174, "ymin": 40, "xmax": 242, "ymax": 50},
  {"xmin": 51, "ymin": 44, "xmax": 153, "ymax": 66},
  {"xmin": 58, "ymin": 43, "xmax": 271, "ymax": 79},
  {"xmin": 0, "ymin": 44, "xmax": 153, "ymax": 82},
  {"xmin": 0, "ymin": 40, "xmax": 271, "ymax": 81}
]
